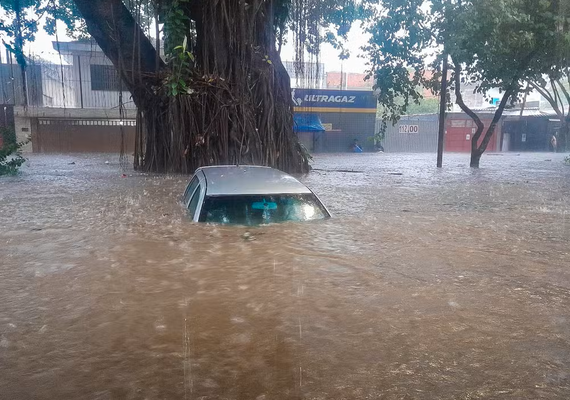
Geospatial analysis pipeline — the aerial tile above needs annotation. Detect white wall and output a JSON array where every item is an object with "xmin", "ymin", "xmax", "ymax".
[
  {"xmin": 40, "ymin": 64, "xmax": 76, "ymax": 108},
  {"xmin": 77, "ymin": 54, "xmax": 136, "ymax": 109}
]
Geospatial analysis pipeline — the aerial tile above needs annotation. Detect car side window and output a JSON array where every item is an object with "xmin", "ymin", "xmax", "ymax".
[
  {"xmin": 183, "ymin": 177, "xmax": 199, "ymax": 206},
  {"xmin": 188, "ymin": 185, "xmax": 202, "ymax": 218}
]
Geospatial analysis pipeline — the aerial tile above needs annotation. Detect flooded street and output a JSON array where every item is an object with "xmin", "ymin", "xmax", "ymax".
[{"xmin": 1, "ymin": 152, "xmax": 569, "ymax": 399}]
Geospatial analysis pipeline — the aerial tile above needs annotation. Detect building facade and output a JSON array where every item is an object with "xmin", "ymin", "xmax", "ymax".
[{"xmin": 293, "ymin": 88, "xmax": 378, "ymax": 152}]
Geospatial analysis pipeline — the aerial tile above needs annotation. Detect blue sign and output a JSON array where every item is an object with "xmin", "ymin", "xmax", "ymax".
[{"xmin": 291, "ymin": 88, "xmax": 377, "ymax": 112}]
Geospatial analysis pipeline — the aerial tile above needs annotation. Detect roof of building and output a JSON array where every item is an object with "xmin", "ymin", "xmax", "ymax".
[
  {"xmin": 444, "ymin": 107, "xmax": 559, "ymax": 119},
  {"xmin": 197, "ymin": 166, "xmax": 311, "ymax": 196},
  {"xmin": 502, "ymin": 108, "xmax": 558, "ymax": 117},
  {"xmin": 456, "ymin": 107, "xmax": 558, "ymax": 117},
  {"xmin": 52, "ymin": 40, "xmax": 102, "ymax": 55}
]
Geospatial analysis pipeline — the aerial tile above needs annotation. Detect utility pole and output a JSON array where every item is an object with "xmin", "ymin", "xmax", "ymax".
[{"xmin": 437, "ymin": 54, "xmax": 448, "ymax": 168}]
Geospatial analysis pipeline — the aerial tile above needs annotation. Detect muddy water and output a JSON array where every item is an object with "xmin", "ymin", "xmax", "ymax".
[{"xmin": 1, "ymin": 153, "xmax": 569, "ymax": 399}]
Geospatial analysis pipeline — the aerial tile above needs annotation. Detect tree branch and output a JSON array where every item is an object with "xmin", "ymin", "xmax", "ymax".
[
  {"xmin": 551, "ymin": 79, "xmax": 564, "ymax": 114},
  {"xmin": 72, "ymin": 0, "xmax": 164, "ymax": 99},
  {"xmin": 555, "ymin": 78, "xmax": 570, "ymax": 118},
  {"xmin": 453, "ymin": 62, "xmax": 484, "ymax": 153},
  {"xmin": 530, "ymin": 81, "xmax": 562, "ymax": 117},
  {"xmin": 479, "ymin": 86, "xmax": 513, "ymax": 152}
]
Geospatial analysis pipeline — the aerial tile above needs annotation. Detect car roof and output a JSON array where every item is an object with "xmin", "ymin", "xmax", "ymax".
[{"xmin": 196, "ymin": 165, "xmax": 312, "ymax": 196}]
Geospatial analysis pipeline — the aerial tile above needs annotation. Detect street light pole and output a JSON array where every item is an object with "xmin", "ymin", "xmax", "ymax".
[{"xmin": 437, "ymin": 54, "xmax": 448, "ymax": 168}]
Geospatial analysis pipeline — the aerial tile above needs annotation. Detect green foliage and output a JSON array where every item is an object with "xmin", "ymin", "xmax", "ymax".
[
  {"xmin": 405, "ymin": 97, "xmax": 440, "ymax": 115},
  {"xmin": 1, "ymin": 125, "xmax": 17, "ymax": 145},
  {"xmin": 447, "ymin": 0, "xmax": 563, "ymax": 96},
  {"xmin": 364, "ymin": 0, "xmax": 565, "ymax": 136},
  {"xmin": 288, "ymin": 0, "xmax": 361, "ymax": 64},
  {"xmin": 0, "ymin": 0, "xmax": 86, "ymax": 67},
  {"xmin": 165, "ymin": 36, "xmax": 195, "ymax": 96},
  {"xmin": 362, "ymin": 0, "xmax": 439, "ymax": 133},
  {"xmin": 0, "ymin": 128, "xmax": 27, "ymax": 176},
  {"xmin": 44, "ymin": 0, "xmax": 88, "ymax": 39},
  {"xmin": 161, "ymin": 0, "xmax": 195, "ymax": 96},
  {"xmin": 162, "ymin": 0, "xmax": 191, "ymax": 55}
]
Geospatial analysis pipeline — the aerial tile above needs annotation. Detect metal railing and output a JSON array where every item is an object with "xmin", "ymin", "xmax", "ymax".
[{"xmin": 1, "ymin": 58, "xmax": 136, "ymax": 110}]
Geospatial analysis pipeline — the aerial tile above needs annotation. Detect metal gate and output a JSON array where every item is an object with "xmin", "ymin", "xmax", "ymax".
[
  {"xmin": 381, "ymin": 115, "xmax": 439, "ymax": 153},
  {"xmin": 34, "ymin": 118, "xmax": 136, "ymax": 153}
]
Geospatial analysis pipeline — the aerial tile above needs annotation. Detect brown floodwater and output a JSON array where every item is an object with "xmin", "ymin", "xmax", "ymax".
[{"xmin": 0, "ymin": 152, "xmax": 569, "ymax": 399}]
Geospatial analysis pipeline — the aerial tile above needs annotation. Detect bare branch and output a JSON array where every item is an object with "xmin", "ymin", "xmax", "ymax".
[
  {"xmin": 555, "ymin": 79, "xmax": 570, "ymax": 117},
  {"xmin": 529, "ymin": 81, "xmax": 562, "ymax": 116},
  {"xmin": 551, "ymin": 79, "xmax": 564, "ymax": 114}
]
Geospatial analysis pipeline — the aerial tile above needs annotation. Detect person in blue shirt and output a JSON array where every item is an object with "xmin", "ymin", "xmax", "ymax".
[{"xmin": 352, "ymin": 139, "xmax": 363, "ymax": 153}]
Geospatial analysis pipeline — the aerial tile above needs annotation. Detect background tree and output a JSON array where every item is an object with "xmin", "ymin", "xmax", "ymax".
[{"xmin": 363, "ymin": 0, "xmax": 565, "ymax": 167}]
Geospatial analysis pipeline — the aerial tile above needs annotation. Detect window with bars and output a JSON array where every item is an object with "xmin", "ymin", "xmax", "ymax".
[{"xmin": 90, "ymin": 64, "xmax": 122, "ymax": 91}]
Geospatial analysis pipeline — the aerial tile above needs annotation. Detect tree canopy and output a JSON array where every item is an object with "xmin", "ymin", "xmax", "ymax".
[{"xmin": 364, "ymin": 0, "xmax": 569, "ymax": 166}]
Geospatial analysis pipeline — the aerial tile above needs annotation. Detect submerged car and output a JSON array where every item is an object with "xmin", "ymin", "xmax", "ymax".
[{"xmin": 183, "ymin": 165, "xmax": 330, "ymax": 225}]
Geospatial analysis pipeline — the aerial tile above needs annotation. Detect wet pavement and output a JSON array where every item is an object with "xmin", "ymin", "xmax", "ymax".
[{"xmin": 0, "ymin": 152, "xmax": 569, "ymax": 399}]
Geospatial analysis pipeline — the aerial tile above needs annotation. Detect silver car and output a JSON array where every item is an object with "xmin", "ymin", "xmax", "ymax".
[{"xmin": 183, "ymin": 165, "xmax": 330, "ymax": 225}]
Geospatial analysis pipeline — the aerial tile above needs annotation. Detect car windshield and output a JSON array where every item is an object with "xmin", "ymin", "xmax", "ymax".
[{"xmin": 199, "ymin": 193, "xmax": 329, "ymax": 225}]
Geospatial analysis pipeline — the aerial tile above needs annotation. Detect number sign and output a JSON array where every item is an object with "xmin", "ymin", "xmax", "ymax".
[{"xmin": 399, "ymin": 124, "xmax": 419, "ymax": 134}]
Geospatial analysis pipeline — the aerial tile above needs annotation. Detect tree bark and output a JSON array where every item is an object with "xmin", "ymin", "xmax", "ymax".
[
  {"xmin": 72, "ymin": 0, "xmax": 164, "ymax": 99},
  {"xmin": 437, "ymin": 53, "xmax": 448, "ymax": 168},
  {"xmin": 453, "ymin": 64, "xmax": 484, "ymax": 167}
]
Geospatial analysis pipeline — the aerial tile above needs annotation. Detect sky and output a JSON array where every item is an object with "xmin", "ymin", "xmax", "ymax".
[
  {"xmin": 1, "ymin": 15, "xmax": 370, "ymax": 73},
  {"xmin": 0, "ymin": 13, "xmax": 73, "ymax": 65},
  {"xmin": 279, "ymin": 25, "xmax": 371, "ymax": 74}
]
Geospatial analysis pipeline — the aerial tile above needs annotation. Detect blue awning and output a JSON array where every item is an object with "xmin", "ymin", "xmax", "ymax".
[{"xmin": 294, "ymin": 113, "xmax": 325, "ymax": 132}]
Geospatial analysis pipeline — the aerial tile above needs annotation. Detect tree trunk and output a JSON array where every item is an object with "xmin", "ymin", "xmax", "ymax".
[
  {"xmin": 453, "ymin": 64, "xmax": 485, "ymax": 167},
  {"xmin": 470, "ymin": 149, "xmax": 482, "ymax": 168},
  {"xmin": 476, "ymin": 88, "xmax": 513, "ymax": 156}
]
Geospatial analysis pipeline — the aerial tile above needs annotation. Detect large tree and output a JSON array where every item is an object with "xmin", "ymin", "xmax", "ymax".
[
  {"xmin": 65, "ymin": 0, "xmax": 310, "ymax": 173},
  {"xmin": 0, "ymin": 0, "xmax": 359, "ymax": 173},
  {"xmin": 363, "ymin": 0, "xmax": 566, "ymax": 167}
]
